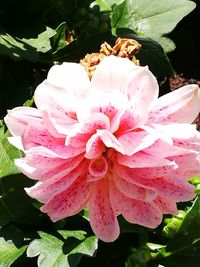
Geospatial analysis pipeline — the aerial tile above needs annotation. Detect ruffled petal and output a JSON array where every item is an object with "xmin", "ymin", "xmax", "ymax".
[
  {"xmin": 118, "ymin": 130, "xmax": 157, "ymax": 156},
  {"xmin": 149, "ymin": 84, "xmax": 200, "ymax": 123},
  {"xmin": 41, "ymin": 175, "xmax": 90, "ymax": 221},
  {"xmin": 26, "ymin": 160, "xmax": 87, "ymax": 203},
  {"xmin": 109, "ymin": 182, "xmax": 162, "ymax": 228},
  {"xmin": 88, "ymin": 179, "xmax": 120, "ymax": 242},
  {"xmin": 4, "ymin": 107, "xmax": 42, "ymax": 136},
  {"xmin": 117, "ymin": 151, "xmax": 176, "ymax": 169},
  {"xmin": 113, "ymin": 174, "xmax": 157, "ymax": 201},
  {"xmin": 91, "ymin": 56, "xmax": 159, "ymax": 127},
  {"xmin": 15, "ymin": 147, "xmax": 84, "ymax": 180},
  {"xmin": 154, "ymin": 195, "xmax": 178, "ymax": 214}
]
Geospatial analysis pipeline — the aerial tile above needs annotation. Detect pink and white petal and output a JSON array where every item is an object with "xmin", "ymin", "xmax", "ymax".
[
  {"xmin": 98, "ymin": 130, "xmax": 124, "ymax": 153},
  {"xmin": 118, "ymin": 130, "xmax": 157, "ymax": 156},
  {"xmin": 26, "ymin": 160, "xmax": 88, "ymax": 203},
  {"xmin": 149, "ymin": 84, "xmax": 200, "ymax": 123},
  {"xmin": 79, "ymin": 113, "xmax": 110, "ymax": 133},
  {"xmin": 85, "ymin": 133, "xmax": 105, "ymax": 159},
  {"xmin": 91, "ymin": 56, "xmax": 158, "ymax": 102},
  {"xmin": 114, "ymin": 163, "xmax": 177, "ymax": 182},
  {"xmin": 87, "ymin": 156, "xmax": 108, "ymax": 181},
  {"xmin": 133, "ymin": 175, "xmax": 196, "ymax": 202},
  {"xmin": 4, "ymin": 107, "xmax": 42, "ymax": 136},
  {"xmin": 65, "ymin": 132, "xmax": 91, "ymax": 147},
  {"xmin": 91, "ymin": 56, "xmax": 138, "ymax": 94},
  {"xmin": 15, "ymin": 146, "xmax": 84, "ymax": 180},
  {"xmin": 41, "ymin": 107, "xmax": 76, "ymax": 138},
  {"xmin": 88, "ymin": 179, "xmax": 120, "ymax": 242},
  {"xmin": 113, "ymin": 174, "xmax": 157, "ymax": 201},
  {"xmin": 47, "ymin": 62, "xmax": 90, "ymax": 98},
  {"xmin": 117, "ymin": 151, "xmax": 176, "ymax": 169},
  {"xmin": 109, "ymin": 182, "xmax": 162, "ymax": 228},
  {"xmin": 41, "ymin": 175, "xmax": 90, "ymax": 221},
  {"xmin": 111, "ymin": 109, "xmax": 144, "ymax": 134},
  {"xmin": 154, "ymin": 196, "xmax": 178, "ymax": 214},
  {"xmin": 22, "ymin": 121, "xmax": 65, "ymax": 150}
]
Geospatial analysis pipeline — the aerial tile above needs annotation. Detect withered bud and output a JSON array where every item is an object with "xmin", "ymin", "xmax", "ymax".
[{"xmin": 80, "ymin": 37, "xmax": 142, "ymax": 79}]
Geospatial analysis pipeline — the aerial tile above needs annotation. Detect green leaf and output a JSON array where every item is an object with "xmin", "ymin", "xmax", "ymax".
[
  {"xmin": 0, "ymin": 237, "xmax": 27, "ymax": 267},
  {"xmin": 110, "ymin": 0, "xmax": 196, "ymax": 52},
  {"xmin": 0, "ymin": 127, "xmax": 22, "ymax": 179},
  {"xmin": 51, "ymin": 23, "xmax": 68, "ymax": 52},
  {"xmin": 27, "ymin": 231, "xmax": 98, "ymax": 267},
  {"xmin": 0, "ymin": 27, "xmax": 55, "ymax": 62},
  {"xmin": 166, "ymin": 196, "xmax": 200, "ymax": 252}
]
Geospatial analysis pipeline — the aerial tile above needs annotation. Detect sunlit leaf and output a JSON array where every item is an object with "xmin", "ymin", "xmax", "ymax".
[
  {"xmin": 27, "ymin": 230, "xmax": 98, "ymax": 267},
  {"xmin": 0, "ymin": 237, "xmax": 27, "ymax": 267}
]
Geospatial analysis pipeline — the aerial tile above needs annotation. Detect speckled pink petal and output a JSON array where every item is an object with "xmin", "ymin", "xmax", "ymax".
[
  {"xmin": 118, "ymin": 130, "xmax": 158, "ymax": 156},
  {"xmin": 26, "ymin": 160, "xmax": 88, "ymax": 203},
  {"xmin": 41, "ymin": 175, "xmax": 90, "ymax": 221},
  {"xmin": 149, "ymin": 84, "xmax": 200, "ymax": 123},
  {"xmin": 154, "ymin": 195, "xmax": 178, "ymax": 214},
  {"xmin": 109, "ymin": 182, "xmax": 162, "ymax": 228},
  {"xmin": 79, "ymin": 113, "xmax": 110, "ymax": 133},
  {"xmin": 87, "ymin": 156, "xmax": 108, "ymax": 181},
  {"xmin": 88, "ymin": 179, "xmax": 120, "ymax": 242},
  {"xmin": 117, "ymin": 152, "xmax": 176, "ymax": 169},
  {"xmin": 15, "ymin": 147, "xmax": 84, "ymax": 180},
  {"xmin": 98, "ymin": 130, "xmax": 123, "ymax": 153},
  {"xmin": 85, "ymin": 133, "xmax": 105, "ymax": 159},
  {"xmin": 4, "ymin": 107, "xmax": 42, "ymax": 136},
  {"xmin": 113, "ymin": 174, "xmax": 157, "ymax": 201}
]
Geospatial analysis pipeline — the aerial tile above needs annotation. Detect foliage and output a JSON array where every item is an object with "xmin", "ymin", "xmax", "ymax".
[{"xmin": 0, "ymin": 0, "xmax": 198, "ymax": 266}]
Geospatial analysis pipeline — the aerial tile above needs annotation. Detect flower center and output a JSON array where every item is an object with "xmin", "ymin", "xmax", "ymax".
[{"xmin": 88, "ymin": 155, "xmax": 108, "ymax": 181}]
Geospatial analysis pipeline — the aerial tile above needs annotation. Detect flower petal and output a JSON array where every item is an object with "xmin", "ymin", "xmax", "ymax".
[
  {"xmin": 88, "ymin": 179, "xmax": 119, "ymax": 242},
  {"xmin": 26, "ymin": 160, "xmax": 87, "ymax": 203},
  {"xmin": 149, "ymin": 84, "xmax": 200, "ymax": 123},
  {"xmin": 91, "ymin": 56, "xmax": 159, "ymax": 127},
  {"xmin": 41, "ymin": 175, "xmax": 90, "ymax": 221},
  {"xmin": 113, "ymin": 174, "xmax": 157, "ymax": 201},
  {"xmin": 4, "ymin": 107, "xmax": 42, "ymax": 136},
  {"xmin": 109, "ymin": 182, "xmax": 162, "ymax": 228},
  {"xmin": 117, "ymin": 151, "xmax": 176, "ymax": 169},
  {"xmin": 118, "ymin": 130, "xmax": 157, "ymax": 156},
  {"xmin": 15, "ymin": 147, "xmax": 84, "ymax": 180},
  {"xmin": 154, "ymin": 196, "xmax": 178, "ymax": 214}
]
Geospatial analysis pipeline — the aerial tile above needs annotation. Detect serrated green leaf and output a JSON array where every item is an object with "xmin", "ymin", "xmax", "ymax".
[
  {"xmin": 27, "ymin": 231, "xmax": 98, "ymax": 267},
  {"xmin": 0, "ymin": 128, "xmax": 22, "ymax": 179},
  {"xmin": 0, "ymin": 237, "xmax": 27, "ymax": 267}
]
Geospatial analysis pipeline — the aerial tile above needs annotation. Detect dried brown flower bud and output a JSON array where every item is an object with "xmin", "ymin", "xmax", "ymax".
[{"xmin": 80, "ymin": 38, "xmax": 142, "ymax": 79}]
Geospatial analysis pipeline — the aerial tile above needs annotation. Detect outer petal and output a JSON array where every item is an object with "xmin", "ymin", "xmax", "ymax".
[
  {"xmin": 88, "ymin": 179, "xmax": 120, "ymax": 242},
  {"xmin": 15, "ymin": 147, "xmax": 84, "ymax": 180},
  {"xmin": 26, "ymin": 160, "xmax": 88, "ymax": 203},
  {"xmin": 109, "ymin": 181, "xmax": 162, "ymax": 228},
  {"xmin": 4, "ymin": 107, "xmax": 42, "ymax": 136},
  {"xmin": 149, "ymin": 84, "xmax": 200, "ymax": 123},
  {"xmin": 41, "ymin": 175, "xmax": 90, "ymax": 221},
  {"xmin": 35, "ymin": 62, "xmax": 90, "ymax": 109}
]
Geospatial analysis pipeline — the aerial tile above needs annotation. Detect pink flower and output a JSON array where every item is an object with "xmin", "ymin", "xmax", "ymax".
[{"xmin": 4, "ymin": 56, "xmax": 200, "ymax": 242}]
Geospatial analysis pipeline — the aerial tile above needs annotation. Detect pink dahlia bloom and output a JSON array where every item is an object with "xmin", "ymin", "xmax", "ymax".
[{"xmin": 4, "ymin": 56, "xmax": 200, "ymax": 242}]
